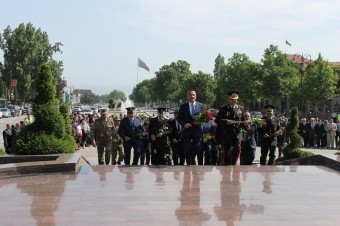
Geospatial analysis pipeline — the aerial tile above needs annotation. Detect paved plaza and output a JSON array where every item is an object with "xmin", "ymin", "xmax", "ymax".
[{"xmin": 0, "ymin": 145, "xmax": 340, "ymax": 225}]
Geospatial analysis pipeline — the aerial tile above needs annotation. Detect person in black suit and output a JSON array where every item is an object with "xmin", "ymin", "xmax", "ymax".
[
  {"xmin": 259, "ymin": 105, "xmax": 280, "ymax": 165},
  {"xmin": 215, "ymin": 90, "xmax": 244, "ymax": 165},
  {"xmin": 239, "ymin": 112, "xmax": 257, "ymax": 165},
  {"xmin": 148, "ymin": 107, "xmax": 171, "ymax": 165},
  {"xmin": 177, "ymin": 90, "xmax": 204, "ymax": 165},
  {"xmin": 118, "ymin": 107, "xmax": 143, "ymax": 165},
  {"xmin": 169, "ymin": 110, "xmax": 184, "ymax": 165}
]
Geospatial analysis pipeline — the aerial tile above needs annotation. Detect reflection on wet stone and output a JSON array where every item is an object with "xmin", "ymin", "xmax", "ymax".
[{"xmin": 0, "ymin": 165, "xmax": 339, "ymax": 225}]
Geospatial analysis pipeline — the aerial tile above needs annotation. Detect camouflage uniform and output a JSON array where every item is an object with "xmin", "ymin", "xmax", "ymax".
[
  {"xmin": 111, "ymin": 125, "xmax": 124, "ymax": 165},
  {"xmin": 90, "ymin": 117, "xmax": 115, "ymax": 165}
]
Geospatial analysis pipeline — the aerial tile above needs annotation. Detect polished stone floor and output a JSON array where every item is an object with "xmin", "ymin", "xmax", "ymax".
[{"xmin": 0, "ymin": 165, "xmax": 339, "ymax": 225}]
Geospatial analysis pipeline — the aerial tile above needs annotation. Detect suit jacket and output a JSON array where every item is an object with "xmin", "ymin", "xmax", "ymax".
[
  {"xmin": 177, "ymin": 101, "xmax": 204, "ymax": 137},
  {"xmin": 215, "ymin": 104, "xmax": 244, "ymax": 144},
  {"xmin": 169, "ymin": 119, "xmax": 182, "ymax": 141},
  {"xmin": 148, "ymin": 117, "xmax": 171, "ymax": 141},
  {"xmin": 118, "ymin": 117, "xmax": 143, "ymax": 141},
  {"xmin": 259, "ymin": 116, "xmax": 280, "ymax": 146}
]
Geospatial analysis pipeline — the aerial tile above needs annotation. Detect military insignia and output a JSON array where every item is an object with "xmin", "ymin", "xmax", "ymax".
[{"xmin": 226, "ymin": 112, "xmax": 230, "ymax": 117}]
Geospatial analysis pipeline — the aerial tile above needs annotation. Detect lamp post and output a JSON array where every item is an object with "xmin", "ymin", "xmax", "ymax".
[{"xmin": 293, "ymin": 54, "xmax": 311, "ymax": 113}]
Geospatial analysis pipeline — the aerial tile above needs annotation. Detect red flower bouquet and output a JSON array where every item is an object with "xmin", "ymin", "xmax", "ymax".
[
  {"xmin": 194, "ymin": 111, "xmax": 214, "ymax": 123},
  {"xmin": 242, "ymin": 127, "xmax": 254, "ymax": 140}
]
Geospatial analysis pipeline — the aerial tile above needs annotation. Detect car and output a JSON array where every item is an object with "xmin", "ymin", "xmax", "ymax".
[
  {"xmin": 7, "ymin": 105, "xmax": 21, "ymax": 117},
  {"xmin": 72, "ymin": 107, "xmax": 82, "ymax": 114},
  {"xmin": 79, "ymin": 108, "xmax": 94, "ymax": 115},
  {"xmin": 0, "ymin": 108, "xmax": 11, "ymax": 118},
  {"xmin": 249, "ymin": 111, "xmax": 263, "ymax": 119}
]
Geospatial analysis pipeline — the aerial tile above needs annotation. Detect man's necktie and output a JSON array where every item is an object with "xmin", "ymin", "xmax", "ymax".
[{"xmin": 191, "ymin": 104, "xmax": 195, "ymax": 117}]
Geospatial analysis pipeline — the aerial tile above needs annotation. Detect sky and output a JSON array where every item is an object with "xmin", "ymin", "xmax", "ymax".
[{"xmin": 1, "ymin": 0, "xmax": 339, "ymax": 96}]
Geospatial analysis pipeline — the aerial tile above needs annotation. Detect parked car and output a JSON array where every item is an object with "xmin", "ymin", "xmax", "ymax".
[
  {"xmin": 79, "ymin": 108, "xmax": 94, "ymax": 115},
  {"xmin": 7, "ymin": 105, "xmax": 21, "ymax": 117},
  {"xmin": 0, "ymin": 108, "xmax": 11, "ymax": 118},
  {"xmin": 72, "ymin": 107, "xmax": 82, "ymax": 114}
]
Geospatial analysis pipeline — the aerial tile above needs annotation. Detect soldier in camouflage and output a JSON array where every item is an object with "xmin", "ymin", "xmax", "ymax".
[
  {"xmin": 90, "ymin": 109, "xmax": 115, "ymax": 165},
  {"xmin": 111, "ymin": 116, "xmax": 124, "ymax": 165}
]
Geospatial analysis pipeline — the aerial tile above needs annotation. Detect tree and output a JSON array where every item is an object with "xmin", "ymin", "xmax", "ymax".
[
  {"xmin": 182, "ymin": 71, "xmax": 216, "ymax": 107},
  {"xmin": 213, "ymin": 53, "xmax": 225, "ymax": 80},
  {"xmin": 99, "ymin": 89, "xmax": 126, "ymax": 103},
  {"xmin": 12, "ymin": 64, "xmax": 75, "ymax": 154},
  {"xmin": 153, "ymin": 60, "xmax": 192, "ymax": 103},
  {"xmin": 280, "ymin": 107, "xmax": 314, "ymax": 160},
  {"xmin": 216, "ymin": 53, "xmax": 262, "ymax": 109},
  {"xmin": 0, "ymin": 22, "xmax": 63, "ymax": 103},
  {"xmin": 260, "ymin": 45, "xmax": 300, "ymax": 111},
  {"xmin": 302, "ymin": 54, "xmax": 337, "ymax": 112}
]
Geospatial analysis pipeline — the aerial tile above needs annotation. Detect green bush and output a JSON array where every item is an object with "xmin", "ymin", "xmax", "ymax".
[
  {"xmin": 14, "ymin": 130, "xmax": 75, "ymax": 154},
  {"xmin": 280, "ymin": 107, "xmax": 314, "ymax": 161},
  {"xmin": 0, "ymin": 148, "xmax": 6, "ymax": 155},
  {"xmin": 12, "ymin": 64, "xmax": 75, "ymax": 155}
]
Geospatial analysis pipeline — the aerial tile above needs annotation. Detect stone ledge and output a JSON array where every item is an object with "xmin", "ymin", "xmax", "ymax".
[
  {"xmin": 0, "ymin": 153, "xmax": 82, "ymax": 177},
  {"xmin": 276, "ymin": 154, "xmax": 340, "ymax": 171}
]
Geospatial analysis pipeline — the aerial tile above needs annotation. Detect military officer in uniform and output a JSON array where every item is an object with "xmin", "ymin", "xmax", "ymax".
[
  {"xmin": 90, "ymin": 109, "xmax": 115, "ymax": 165},
  {"xmin": 118, "ymin": 107, "xmax": 143, "ymax": 165},
  {"xmin": 215, "ymin": 90, "xmax": 244, "ymax": 165},
  {"xmin": 111, "ymin": 116, "xmax": 124, "ymax": 165},
  {"xmin": 148, "ymin": 107, "xmax": 172, "ymax": 165},
  {"xmin": 259, "ymin": 104, "xmax": 280, "ymax": 165}
]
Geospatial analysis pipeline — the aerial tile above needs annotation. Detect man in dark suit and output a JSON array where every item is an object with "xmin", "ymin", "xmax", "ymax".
[
  {"xmin": 169, "ymin": 110, "xmax": 184, "ymax": 165},
  {"xmin": 118, "ymin": 107, "xmax": 143, "ymax": 165},
  {"xmin": 259, "ymin": 105, "xmax": 280, "ymax": 165},
  {"xmin": 239, "ymin": 112, "xmax": 257, "ymax": 165},
  {"xmin": 215, "ymin": 90, "xmax": 244, "ymax": 165},
  {"xmin": 148, "ymin": 107, "xmax": 171, "ymax": 165},
  {"xmin": 177, "ymin": 90, "xmax": 204, "ymax": 165}
]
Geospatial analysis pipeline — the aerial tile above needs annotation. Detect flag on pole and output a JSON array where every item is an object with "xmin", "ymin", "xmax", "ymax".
[
  {"xmin": 138, "ymin": 58, "xmax": 150, "ymax": 72},
  {"xmin": 285, "ymin": 40, "xmax": 292, "ymax": 46}
]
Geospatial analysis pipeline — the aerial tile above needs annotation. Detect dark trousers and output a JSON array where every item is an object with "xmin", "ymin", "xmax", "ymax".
[
  {"xmin": 260, "ymin": 141, "xmax": 276, "ymax": 165},
  {"xmin": 240, "ymin": 141, "xmax": 256, "ymax": 165},
  {"xmin": 202, "ymin": 139, "xmax": 216, "ymax": 165},
  {"xmin": 222, "ymin": 139, "xmax": 240, "ymax": 165},
  {"xmin": 123, "ymin": 140, "xmax": 141, "ymax": 165},
  {"xmin": 151, "ymin": 139, "xmax": 167, "ymax": 165},
  {"xmin": 171, "ymin": 141, "xmax": 184, "ymax": 165},
  {"xmin": 181, "ymin": 130, "xmax": 202, "ymax": 165},
  {"xmin": 140, "ymin": 147, "xmax": 150, "ymax": 165}
]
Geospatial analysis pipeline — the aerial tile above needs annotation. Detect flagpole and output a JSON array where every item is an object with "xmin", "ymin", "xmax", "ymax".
[{"xmin": 137, "ymin": 64, "xmax": 139, "ymax": 85}]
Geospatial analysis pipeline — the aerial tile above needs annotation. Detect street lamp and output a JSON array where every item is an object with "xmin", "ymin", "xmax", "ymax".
[{"xmin": 293, "ymin": 54, "xmax": 311, "ymax": 113}]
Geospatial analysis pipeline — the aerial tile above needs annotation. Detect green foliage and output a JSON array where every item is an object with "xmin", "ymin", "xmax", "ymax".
[
  {"xmin": 14, "ymin": 129, "xmax": 75, "ymax": 154},
  {"xmin": 12, "ymin": 65, "xmax": 75, "ymax": 155},
  {"xmin": 0, "ymin": 148, "xmax": 6, "ymax": 155},
  {"xmin": 302, "ymin": 53, "xmax": 337, "ymax": 104},
  {"xmin": 0, "ymin": 22, "xmax": 63, "ymax": 103},
  {"xmin": 100, "ymin": 90, "xmax": 126, "ymax": 103},
  {"xmin": 281, "ymin": 107, "xmax": 314, "ymax": 161},
  {"xmin": 108, "ymin": 98, "xmax": 115, "ymax": 108},
  {"xmin": 59, "ymin": 102, "xmax": 72, "ymax": 136}
]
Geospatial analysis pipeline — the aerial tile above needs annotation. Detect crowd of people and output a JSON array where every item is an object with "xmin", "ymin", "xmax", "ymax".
[
  {"xmin": 74, "ymin": 89, "xmax": 287, "ymax": 166},
  {"xmin": 4, "ymin": 91, "xmax": 338, "ymax": 166},
  {"xmin": 2, "ymin": 113, "xmax": 34, "ymax": 154}
]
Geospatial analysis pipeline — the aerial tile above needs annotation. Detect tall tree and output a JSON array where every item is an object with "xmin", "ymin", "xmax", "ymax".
[
  {"xmin": 217, "ymin": 53, "xmax": 262, "ymax": 109},
  {"xmin": 183, "ymin": 71, "xmax": 216, "ymax": 107},
  {"xmin": 260, "ymin": 45, "xmax": 300, "ymax": 111},
  {"xmin": 0, "ymin": 22, "xmax": 63, "ymax": 103},
  {"xmin": 213, "ymin": 53, "xmax": 225, "ymax": 80},
  {"xmin": 302, "ymin": 54, "xmax": 336, "ymax": 110},
  {"xmin": 153, "ymin": 60, "xmax": 192, "ymax": 103}
]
